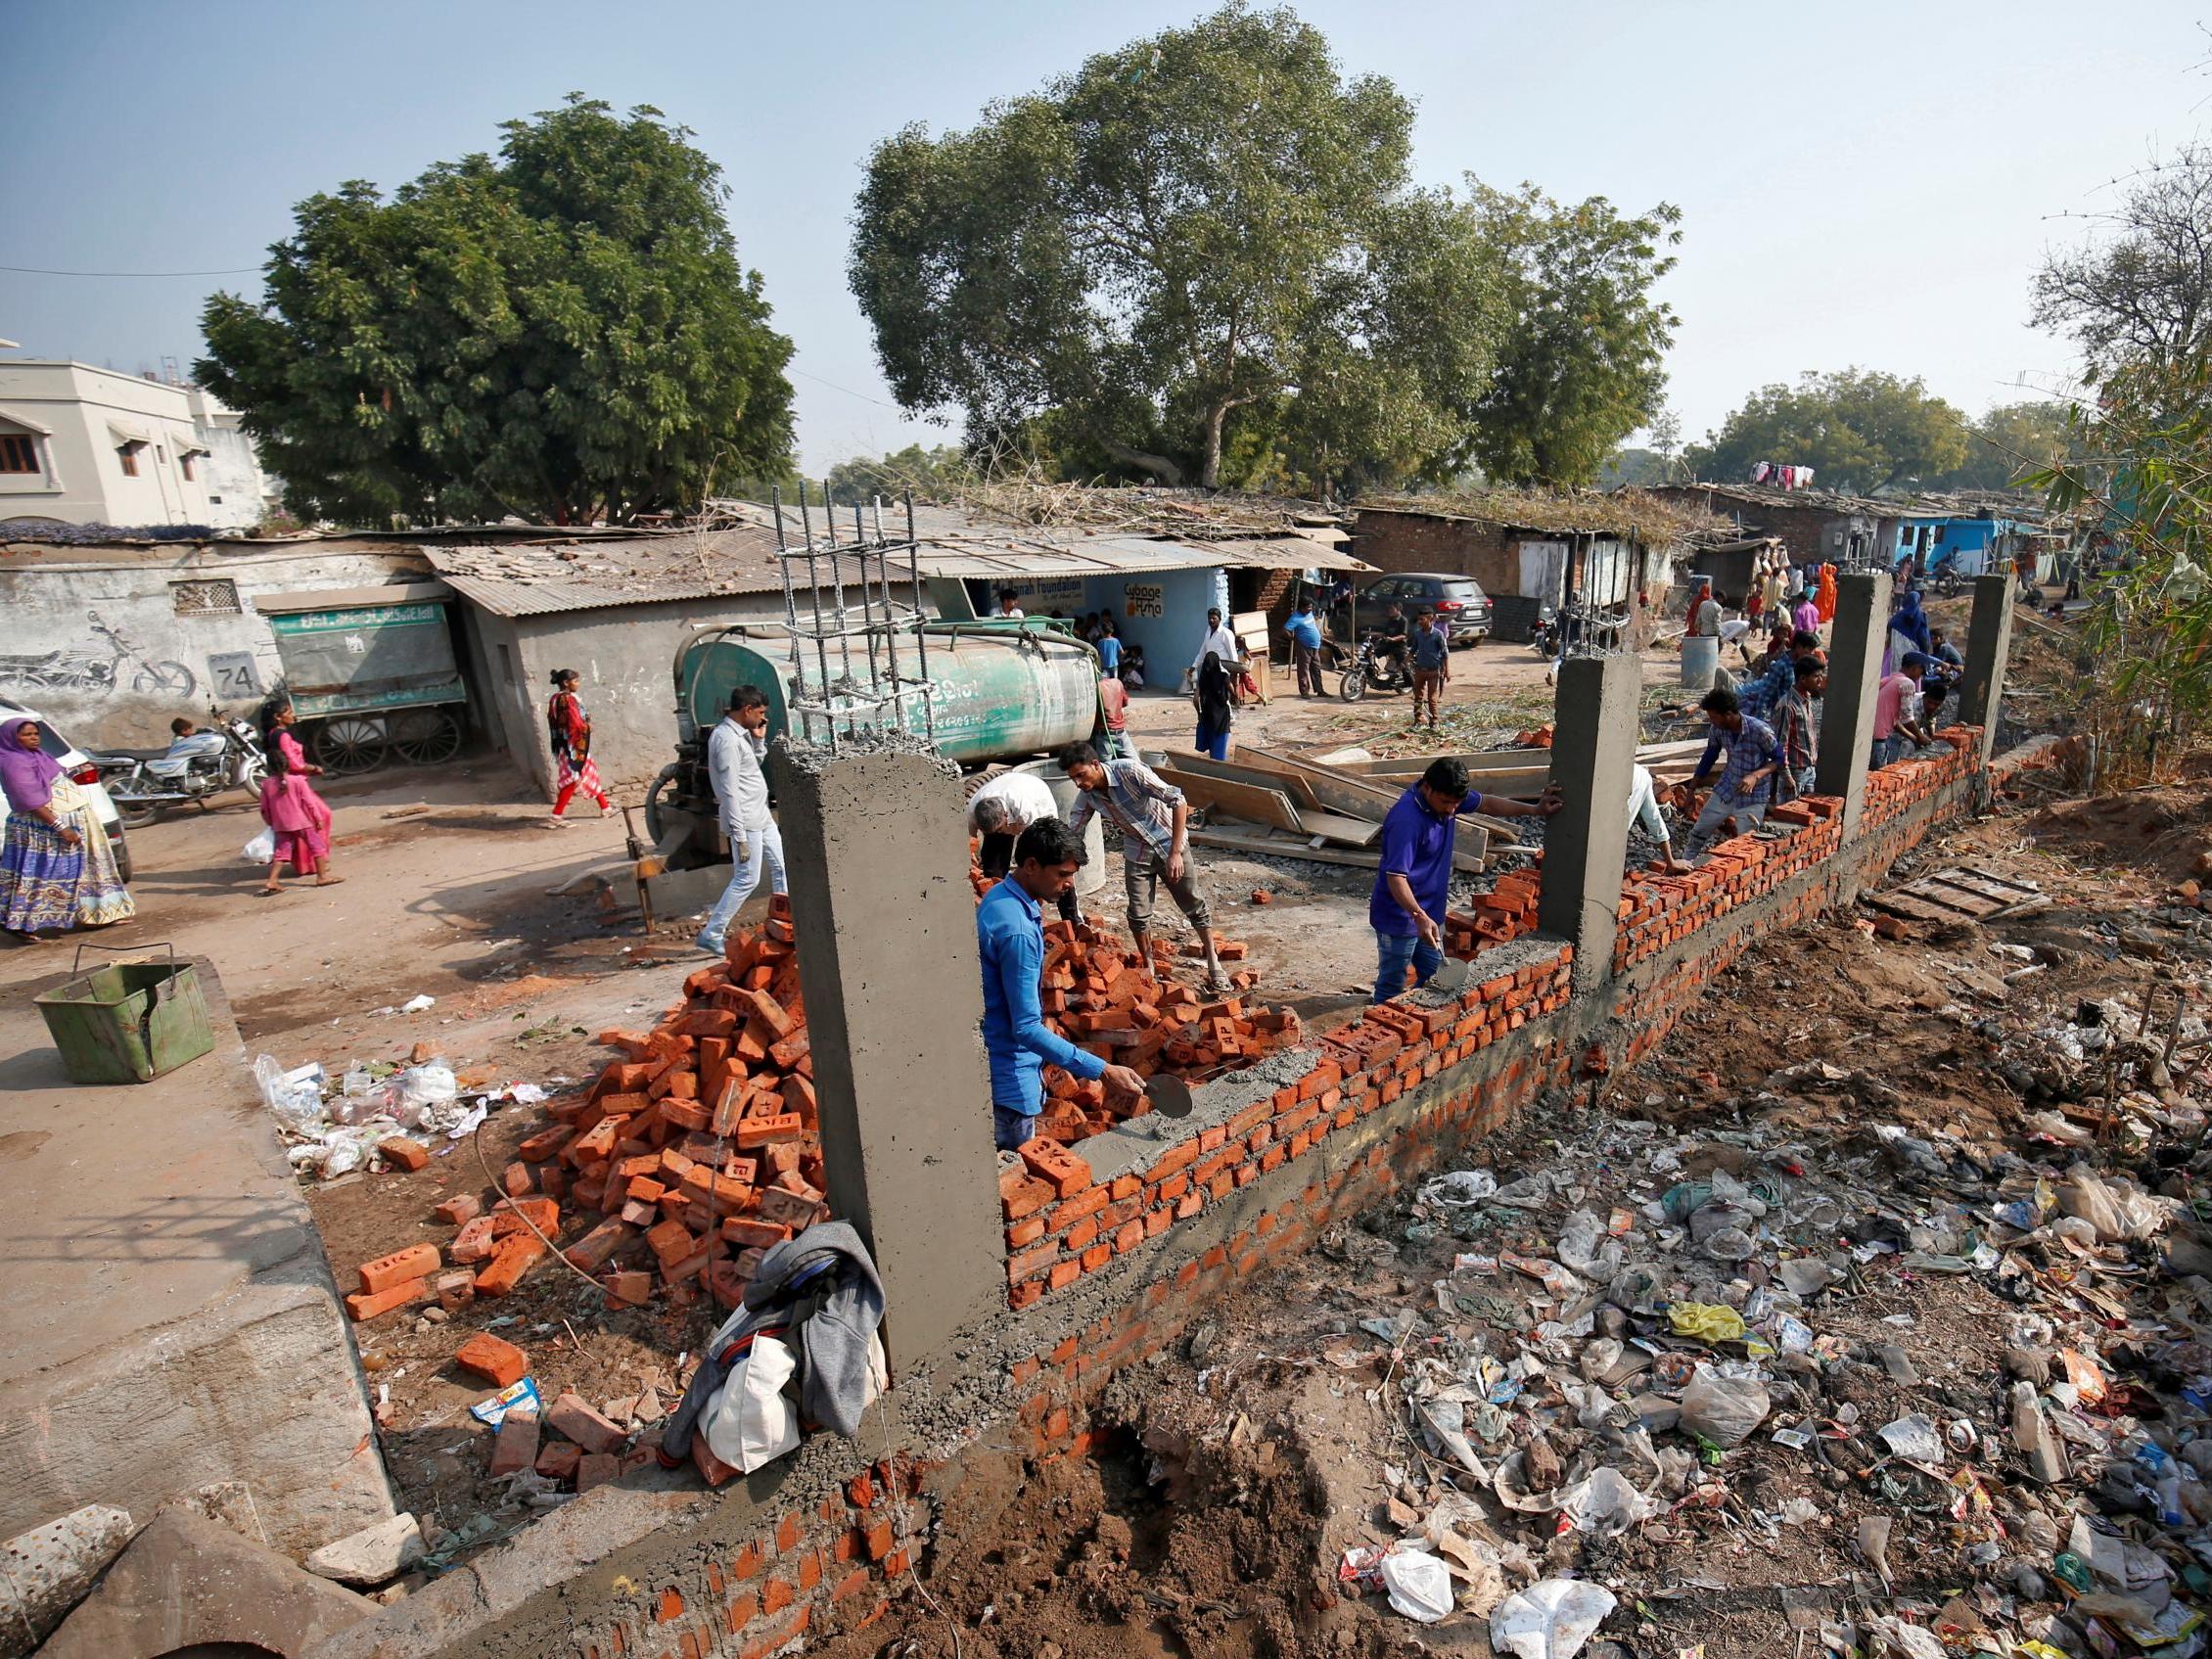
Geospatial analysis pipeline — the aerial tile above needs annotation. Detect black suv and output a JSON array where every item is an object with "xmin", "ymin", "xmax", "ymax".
[{"xmin": 1335, "ymin": 574, "xmax": 1492, "ymax": 644}]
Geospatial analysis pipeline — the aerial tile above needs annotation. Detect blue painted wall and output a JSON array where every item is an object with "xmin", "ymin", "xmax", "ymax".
[{"xmin": 965, "ymin": 567, "xmax": 1229, "ymax": 687}]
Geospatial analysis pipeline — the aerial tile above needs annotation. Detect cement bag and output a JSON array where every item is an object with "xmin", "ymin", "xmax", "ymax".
[
  {"xmin": 702, "ymin": 1332, "xmax": 801, "ymax": 1474},
  {"xmin": 1678, "ymin": 1365, "xmax": 1770, "ymax": 1449}
]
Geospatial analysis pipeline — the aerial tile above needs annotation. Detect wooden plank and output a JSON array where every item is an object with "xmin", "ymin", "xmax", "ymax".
[
  {"xmin": 1154, "ymin": 765, "xmax": 1305, "ymax": 833},
  {"xmin": 1238, "ymin": 746, "xmax": 1499, "ymax": 858},
  {"xmin": 1166, "ymin": 752, "xmax": 1327, "ymax": 812},
  {"xmin": 1950, "ymin": 866, "xmax": 2045, "ymax": 899},
  {"xmin": 1189, "ymin": 827, "xmax": 1383, "ymax": 869},
  {"xmin": 1294, "ymin": 809, "xmax": 1383, "ymax": 847},
  {"xmin": 1864, "ymin": 891, "xmax": 1969, "ymax": 924},
  {"xmin": 1918, "ymin": 872, "xmax": 2026, "ymax": 907}
]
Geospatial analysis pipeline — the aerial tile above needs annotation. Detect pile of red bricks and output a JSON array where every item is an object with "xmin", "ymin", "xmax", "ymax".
[
  {"xmin": 999, "ymin": 949, "xmax": 1576, "ymax": 1309},
  {"xmin": 970, "ymin": 854, "xmax": 1304, "ymax": 1143},
  {"xmin": 349, "ymin": 896, "xmax": 834, "ymax": 1326},
  {"xmin": 1446, "ymin": 865, "xmax": 1544, "ymax": 957}
]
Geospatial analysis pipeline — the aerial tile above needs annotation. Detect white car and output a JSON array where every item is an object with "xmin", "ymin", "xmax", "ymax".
[{"xmin": 0, "ymin": 698, "xmax": 132, "ymax": 884}]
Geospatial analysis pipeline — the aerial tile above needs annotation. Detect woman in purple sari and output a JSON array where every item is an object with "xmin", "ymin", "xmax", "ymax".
[
  {"xmin": 1, "ymin": 716, "xmax": 136, "ymax": 939},
  {"xmin": 256, "ymin": 697, "xmax": 342, "ymax": 894}
]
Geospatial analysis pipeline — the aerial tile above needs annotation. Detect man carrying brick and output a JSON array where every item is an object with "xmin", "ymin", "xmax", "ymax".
[
  {"xmin": 1371, "ymin": 758, "xmax": 1559, "ymax": 1003},
  {"xmin": 1683, "ymin": 684, "xmax": 1782, "ymax": 857},
  {"xmin": 695, "ymin": 685, "xmax": 786, "ymax": 956},
  {"xmin": 977, "ymin": 817, "xmax": 1145, "ymax": 1150},
  {"xmin": 1059, "ymin": 742, "xmax": 1229, "ymax": 994}
]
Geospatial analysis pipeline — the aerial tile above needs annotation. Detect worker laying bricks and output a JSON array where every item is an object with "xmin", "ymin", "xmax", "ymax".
[
  {"xmin": 1682, "ymin": 682, "xmax": 1782, "ymax": 858},
  {"xmin": 1058, "ymin": 741, "xmax": 1228, "ymax": 994},
  {"xmin": 977, "ymin": 816, "xmax": 1145, "ymax": 1151},
  {"xmin": 1371, "ymin": 757, "xmax": 1559, "ymax": 1003},
  {"xmin": 696, "ymin": 684, "xmax": 786, "ymax": 956},
  {"xmin": 967, "ymin": 771, "xmax": 1077, "ymax": 925}
]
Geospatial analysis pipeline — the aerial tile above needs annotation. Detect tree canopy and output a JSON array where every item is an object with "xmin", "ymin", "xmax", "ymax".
[
  {"xmin": 849, "ymin": 6, "xmax": 1672, "ymax": 493},
  {"xmin": 1684, "ymin": 369, "xmax": 1970, "ymax": 494},
  {"xmin": 199, "ymin": 96, "xmax": 795, "ymax": 527},
  {"xmin": 2033, "ymin": 139, "xmax": 2212, "ymax": 372},
  {"xmin": 1930, "ymin": 399, "xmax": 2075, "ymax": 491},
  {"xmin": 822, "ymin": 443, "xmax": 972, "ymax": 506},
  {"xmin": 1462, "ymin": 185, "xmax": 1680, "ymax": 487}
]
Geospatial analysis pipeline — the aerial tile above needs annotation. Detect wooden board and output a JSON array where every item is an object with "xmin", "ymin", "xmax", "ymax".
[
  {"xmin": 1865, "ymin": 864, "xmax": 2046, "ymax": 924},
  {"xmin": 1153, "ymin": 766, "xmax": 1305, "ymax": 833},
  {"xmin": 1291, "ymin": 809, "xmax": 1382, "ymax": 847},
  {"xmin": 1190, "ymin": 827, "xmax": 1384, "ymax": 870},
  {"xmin": 1167, "ymin": 752, "xmax": 1328, "ymax": 812},
  {"xmin": 1236, "ymin": 746, "xmax": 1495, "ymax": 863}
]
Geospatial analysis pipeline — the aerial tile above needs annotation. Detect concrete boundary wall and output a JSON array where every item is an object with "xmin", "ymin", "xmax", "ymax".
[{"xmin": 312, "ymin": 720, "xmax": 2009, "ymax": 1659}]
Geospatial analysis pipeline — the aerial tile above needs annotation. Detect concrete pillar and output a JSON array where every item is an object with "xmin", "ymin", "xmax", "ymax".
[
  {"xmin": 1957, "ymin": 573, "xmax": 2015, "ymax": 763},
  {"xmin": 774, "ymin": 746, "xmax": 1006, "ymax": 1370},
  {"xmin": 1814, "ymin": 571, "xmax": 1891, "ymax": 835},
  {"xmin": 1537, "ymin": 653, "xmax": 1642, "ymax": 993}
]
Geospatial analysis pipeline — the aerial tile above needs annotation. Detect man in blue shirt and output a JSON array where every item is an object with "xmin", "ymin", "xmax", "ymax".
[
  {"xmin": 975, "ymin": 817, "xmax": 1146, "ymax": 1150},
  {"xmin": 1285, "ymin": 598, "xmax": 1325, "ymax": 697},
  {"xmin": 1370, "ymin": 759, "xmax": 1560, "ymax": 1003},
  {"xmin": 1683, "ymin": 683, "xmax": 1782, "ymax": 856}
]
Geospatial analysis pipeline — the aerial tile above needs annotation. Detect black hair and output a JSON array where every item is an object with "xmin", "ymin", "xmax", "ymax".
[
  {"xmin": 1791, "ymin": 630, "xmax": 1820, "ymax": 651},
  {"xmin": 1923, "ymin": 679, "xmax": 1950, "ymax": 707},
  {"xmin": 1014, "ymin": 816, "xmax": 1086, "ymax": 870},
  {"xmin": 1701, "ymin": 685, "xmax": 1740, "ymax": 715},
  {"xmin": 169, "ymin": 716, "xmax": 195, "ymax": 736},
  {"xmin": 258, "ymin": 695, "xmax": 295, "ymax": 776},
  {"xmin": 1057, "ymin": 741, "xmax": 1100, "ymax": 770},
  {"xmin": 997, "ymin": 587, "xmax": 1020, "ymax": 604},
  {"xmin": 1793, "ymin": 657, "xmax": 1825, "ymax": 682},
  {"xmin": 1296, "ymin": 597, "xmax": 1313, "ymax": 612},
  {"xmin": 728, "ymin": 684, "xmax": 768, "ymax": 714},
  {"xmin": 550, "ymin": 668, "xmax": 578, "ymax": 688},
  {"xmin": 1420, "ymin": 757, "xmax": 1470, "ymax": 800}
]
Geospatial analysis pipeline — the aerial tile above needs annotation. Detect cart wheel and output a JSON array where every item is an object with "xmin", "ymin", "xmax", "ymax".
[
  {"xmin": 315, "ymin": 716, "xmax": 387, "ymax": 773},
  {"xmin": 390, "ymin": 708, "xmax": 462, "ymax": 766}
]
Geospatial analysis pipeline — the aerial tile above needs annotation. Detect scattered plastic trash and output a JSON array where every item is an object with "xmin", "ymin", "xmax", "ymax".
[
  {"xmin": 1378, "ymin": 1548, "xmax": 1453, "ymax": 1623},
  {"xmin": 398, "ymin": 993, "xmax": 437, "ymax": 1014},
  {"xmin": 1419, "ymin": 1170, "xmax": 1498, "ymax": 1207},
  {"xmin": 469, "ymin": 1377, "xmax": 542, "ymax": 1427},
  {"xmin": 1491, "ymin": 1580, "xmax": 1618, "ymax": 1659},
  {"xmin": 1677, "ymin": 1366, "xmax": 1770, "ymax": 1449}
]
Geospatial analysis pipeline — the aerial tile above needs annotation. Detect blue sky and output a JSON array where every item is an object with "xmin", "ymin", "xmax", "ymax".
[{"xmin": 3, "ymin": 0, "xmax": 2201, "ymax": 474}]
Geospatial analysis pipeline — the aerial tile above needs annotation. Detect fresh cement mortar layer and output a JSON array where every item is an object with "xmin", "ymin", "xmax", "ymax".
[{"xmin": 317, "ymin": 751, "xmax": 2017, "ymax": 1659}]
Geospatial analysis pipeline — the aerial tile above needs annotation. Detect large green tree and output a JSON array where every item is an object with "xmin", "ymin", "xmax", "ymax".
[
  {"xmin": 848, "ymin": 6, "xmax": 1505, "ymax": 492},
  {"xmin": 1685, "ymin": 369, "xmax": 1970, "ymax": 494},
  {"xmin": 1930, "ymin": 399, "xmax": 2075, "ymax": 491},
  {"xmin": 823, "ymin": 443, "xmax": 972, "ymax": 506},
  {"xmin": 199, "ymin": 97, "xmax": 795, "ymax": 526},
  {"xmin": 1461, "ymin": 185, "xmax": 1681, "ymax": 486}
]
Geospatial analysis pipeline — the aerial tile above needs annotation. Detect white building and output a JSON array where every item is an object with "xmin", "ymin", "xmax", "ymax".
[{"xmin": 0, "ymin": 360, "xmax": 273, "ymax": 531}]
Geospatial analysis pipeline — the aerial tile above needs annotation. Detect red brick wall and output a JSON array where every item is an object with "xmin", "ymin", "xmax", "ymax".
[
  {"xmin": 436, "ymin": 730, "xmax": 1990, "ymax": 1659},
  {"xmin": 1352, "ymin": 508, "xmax": 1521, "ymax": 592}
]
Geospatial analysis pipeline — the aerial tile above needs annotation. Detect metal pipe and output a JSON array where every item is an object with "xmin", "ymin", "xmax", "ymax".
[
  {"xmin": 907, "ymin": 491, "xmax": 931, "ymax": 739},
  {"xmin": 801, "ymin": 482, "xmax": 832, "ymax": 749}
]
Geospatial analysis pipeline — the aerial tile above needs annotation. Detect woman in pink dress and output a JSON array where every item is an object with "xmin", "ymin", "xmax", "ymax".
[{"xmin": 256, "ymin": 697, "xmax": 342, "ymax": 894}]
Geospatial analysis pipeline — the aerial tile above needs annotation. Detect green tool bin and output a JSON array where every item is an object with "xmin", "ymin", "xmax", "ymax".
[{"xmin": 33, "ymin": 944, "xmax": 214, "ymax": 1084}]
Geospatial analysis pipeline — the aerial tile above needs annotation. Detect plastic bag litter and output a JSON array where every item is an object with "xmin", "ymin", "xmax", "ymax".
[
  {"xmin": 1876, "ymin": 1414, "xmax": 1946, "ymax": 1465},
  {"xmin": 242, "ymin": 826, "xmax": 276, "ymax": 863},
  {"xmin": 1557, "ymin": 1210, "xmax": 1623, "ymax": 1282},
  {"xmin": 1378, "ymin": 1549, "xmax": 1453, "ymax": 1623},
  {"xmin": 1492, "ymin": 1173, "xmax": 1554, "ymax": 1209},
  {"xmin": 1865, "ymin": 1616, "xmax": 1946, "ymax": 1659},
  {"xmin": 1679, "ymin": 1365, "xmax": 1771, "ymax": 1448},
  {"xmin": 1778, "ymin": 1258, "xmax": 1837, "ymax": 1297},
  {"xmin": 398, "ymin": 993, "xmax": 436, "ymax": 1014},
  {"xmin": 1491, "ymin": 1579, "xmax": 1618, "ymax": 1659},
  {"xmin": 2058, "ymin": 1169, "xmax": 2167, "ymax": 1243},
  {"xmin": 1420, "ymin": 1171, "xmax": 1498, "ymax": 1208},
  {"xmin": 1668, "ymin": 1303, "xmax": 1745, "ymax": 1344},
  {"xmin": 253, "ymin": 1055, "xmax": 326, "ymax": 1133},
  {"xmin": 1558, "ymin": 1467, "xmax": 1652, "ymax": 1540}
]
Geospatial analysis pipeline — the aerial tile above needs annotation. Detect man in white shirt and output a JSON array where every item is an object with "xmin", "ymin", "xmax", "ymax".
[
  {"xmin": 1191, "ymin": 607, "xmax": 1241, "ymax": 673},
  {"xmin": 968, "ymin": 768, "xmax": 1080, "ymax": 923},
  {"xmin": 995, "ymin": 588, "xmax": 1025, "ymax": 618},
  {"xmin": 694, "ymin": 684, "xmax": 787, "ymax": 955},
  {"xmin": 1626, "ymin": 762, "xmax": 1688, "ymax": 873}
]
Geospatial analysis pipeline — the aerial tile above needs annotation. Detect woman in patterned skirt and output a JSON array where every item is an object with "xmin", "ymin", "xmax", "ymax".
[
  {"xmin": 545, "ymin": 668, "xmax": 612, "ymax": 825},
  {"xmin": 0, "ymin": 716, "xmax": 136, "ymax": 940}
]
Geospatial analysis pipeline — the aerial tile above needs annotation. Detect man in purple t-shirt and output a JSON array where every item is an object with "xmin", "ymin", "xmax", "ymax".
[{"xmin": 1369, "ymin": 759, "xmax": 1560, "ymax": 1003}]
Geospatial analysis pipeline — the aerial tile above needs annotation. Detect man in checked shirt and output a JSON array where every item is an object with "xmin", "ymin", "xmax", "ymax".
[
  {"xmin": 1682, "ymin": 683, "xmax": 1782, "ymax": 857},
  {"xmin": 1058, "ymin": 741, "xmax": 1228, "ymax": 993}
]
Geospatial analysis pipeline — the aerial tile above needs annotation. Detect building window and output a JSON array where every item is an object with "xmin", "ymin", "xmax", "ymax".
[
  {"xmin": 117, "ymin": 443, "xmax": 141, "ymax": 478},
  {"xmin": 170, "ymin": 578, "xmax": 242, "ymax": 617},
  {"xmin": 0, "ymin": 434, "xmax": 37, "ymax": 474},
  {"xmin": 180, "ymin": 453, "xmax": 197, "ymax": 482}
]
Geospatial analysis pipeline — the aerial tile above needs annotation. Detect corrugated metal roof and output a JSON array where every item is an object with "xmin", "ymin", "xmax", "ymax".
[{"xmin": 423, "ymin": 526, "xmax": 788, "ymax": 617}]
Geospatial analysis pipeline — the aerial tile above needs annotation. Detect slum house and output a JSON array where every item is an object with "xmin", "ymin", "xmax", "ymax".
[
  {"xmin": 430, "ymin": 494, "xmax": 1368, "ymax": 797},
  {"xmin": 1647, "ymin": 481, "xmax": 1926, "ymax": 575},
  {"xmin": 1347, "ymin": 488, "xmax": 1718, "ymax": 645},
  {"xmin": 0, "ymin": 525, "xmax": 513, "ymax": 752}
]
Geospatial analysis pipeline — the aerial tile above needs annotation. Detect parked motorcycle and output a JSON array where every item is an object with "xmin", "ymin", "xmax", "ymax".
[
  {"xmin": 97, "ymin": 714, "xmax": 267, "ymax": 826},
  {"xmin": 1336, "ymin": 632, "xmax": 1411, "ymax": 702}
]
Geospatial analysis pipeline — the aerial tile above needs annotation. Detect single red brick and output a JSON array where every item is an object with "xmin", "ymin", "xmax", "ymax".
[
  {"xmin": 453, "ymin": 1331, "xmax": 530, "ymax": 1388},
  {"xmin": 345, "ymin": 1276, "xmax": 429, "ymax": 1322},
  {"xmin": 489, "ymin": 1409, "xmax": 540, "ymax": 1476},
  {"xmin": 357, "ymin": 1242, "xmax": 441, "ymax": 1296},
  {"xmin": 379, "ymin": 1136, "xmax": 430, "ymax": 1173}
]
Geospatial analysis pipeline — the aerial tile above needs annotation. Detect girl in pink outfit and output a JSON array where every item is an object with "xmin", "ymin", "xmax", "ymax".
[{"xmin": 256, "ymin": 697, "xmax": 342, "ymax": 894}]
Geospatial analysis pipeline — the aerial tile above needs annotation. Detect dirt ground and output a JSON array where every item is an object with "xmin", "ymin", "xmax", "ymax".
[{"xmin": 823, "ymin": 781, "xmax": 2212, "ymax": 1659}]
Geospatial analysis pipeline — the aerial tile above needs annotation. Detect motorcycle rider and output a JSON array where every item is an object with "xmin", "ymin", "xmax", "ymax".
[{"xmin": 1371, "ymin": 602, "xmax": 1410, "ymax": 685}]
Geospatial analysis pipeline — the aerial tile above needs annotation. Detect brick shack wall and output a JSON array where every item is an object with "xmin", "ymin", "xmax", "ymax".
[
  {"xmin": 330, "ymin": 731, "xmax": 1996, "ymax": 1659},
  {"xmin": 1351, "ymin": 508, "xmax": 1519, "ymax": 593}
]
